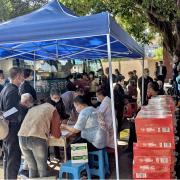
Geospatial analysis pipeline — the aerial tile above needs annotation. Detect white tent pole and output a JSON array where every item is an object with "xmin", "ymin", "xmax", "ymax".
[
  {"xmin": 107, "ymin": 34, "xmax": 120, "ymax": 179},
  {"xmin": 33, "ymin": 51, "xmax": 36, "ymax": 89}
]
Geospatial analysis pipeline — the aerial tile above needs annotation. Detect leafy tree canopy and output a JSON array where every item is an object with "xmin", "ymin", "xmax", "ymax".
[
  {"xmin": 0, "ymin": 0, "xmax": 48, "ymax": 21},
  {"xmin": 61, "ymin": 0, "xmax": 180, "ymax": 59}
]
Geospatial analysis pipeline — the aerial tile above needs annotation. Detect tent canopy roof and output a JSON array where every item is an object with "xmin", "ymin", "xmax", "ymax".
[{"xmin": 0, "ymin": 0, "xmax": 144, "ymax": 60}]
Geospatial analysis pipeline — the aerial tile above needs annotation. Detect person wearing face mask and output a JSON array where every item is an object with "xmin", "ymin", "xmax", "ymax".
[
  {"xmin": 96, "ymin": 88, "xmax": 114, "ymax": 148},
  {"xmin": 61, "ymin": 95, "xmax": 107, "ymax": 158},
  {"xmin": 46, "ymin": 88, "xmax": 69, "ymax": 160},
  {"xmin": 66, "ymin": 74, "xmax": 76, "ymax": 91},
  {"xmin": 0, "ymin": 67, "xmax": 24, "ymax": 179},
  {"xmin": 19, "ymin": 69, "xmax": 37, "ymax": 101},
  {"xmin": 47, "ymin": 88, "xmax": 69, "ymax": 120},
  {"xmin": 138, "ymin": 68, "xmax": 153, "ymax": 105}
]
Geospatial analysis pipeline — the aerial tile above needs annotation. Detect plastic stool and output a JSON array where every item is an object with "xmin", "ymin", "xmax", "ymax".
[
  {"xmin": 88, "ymin": 149, "xmax": 110, "ymax": 179},
  {"xmin": 59, "ymin": 160, "xmax": 91, "ymax": 179}
]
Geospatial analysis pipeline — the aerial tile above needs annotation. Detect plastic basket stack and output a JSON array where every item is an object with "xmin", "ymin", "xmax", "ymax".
[{"xmin": 133, "ymin": 95, "xmax": 176, "ymax": 179}]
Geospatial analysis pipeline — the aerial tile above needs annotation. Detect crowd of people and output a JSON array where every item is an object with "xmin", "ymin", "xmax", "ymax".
[{"xmin": 0, "ymin": 59, "xmax": 179, "ymax": 179}]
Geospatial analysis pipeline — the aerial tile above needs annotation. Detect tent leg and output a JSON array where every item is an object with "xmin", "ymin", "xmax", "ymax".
[
  {"xmin": 106, "ymin": 34, "xmax": 120, "ymax": 179},
  {"xmin": 33, "ymin": 52, "xmax": 36, "ymax": 89},
  {"xmin": 141, "ymin": 57, "xmax": 145, "ymax": 105},
  {"xmin": 56, "ymin": 40, "xmax": 59, "ymax": 59}
]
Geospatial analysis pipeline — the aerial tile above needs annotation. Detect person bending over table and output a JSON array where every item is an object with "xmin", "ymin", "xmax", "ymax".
[
  {"xmin": 61, "ymin": 95, "xmax": 107, "ymax": 158},
  {"xmin": 18, "ymin": 103, "xmax": 61, "ymax": 178}
]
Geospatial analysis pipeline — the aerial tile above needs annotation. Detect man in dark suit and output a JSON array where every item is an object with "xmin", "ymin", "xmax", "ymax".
[
  {"xmin": 105, "ymin": 67, "xmax": 116, "ymax": 83},
  {"xmin": 138, "ymin": 68, "xmax": 153, "ymax": 105},
  {"xmin": 19, "ymin": 69, "xmax": 37, "ymax": 101},
  {"xmin": 157, "ymin": 61, "xmax": 167, "ymax": 85},
  {"xmin": 0, "ymin": 67, "xmax": 24, "ymax": 179}
]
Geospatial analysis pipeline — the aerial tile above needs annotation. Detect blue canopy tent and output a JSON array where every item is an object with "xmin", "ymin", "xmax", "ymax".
[{"xmin": 0, "ymin": 0, "xmax": 145, "ymax": 178}]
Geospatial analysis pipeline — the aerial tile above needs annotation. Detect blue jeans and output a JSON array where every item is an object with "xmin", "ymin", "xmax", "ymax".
[
  {"xmin": 3, "ymin": 123, "xmax": 21, "ymax": 179},
  {"xmin": 19, "ymin": 136, "xmax": 48, "ymax": 178}
]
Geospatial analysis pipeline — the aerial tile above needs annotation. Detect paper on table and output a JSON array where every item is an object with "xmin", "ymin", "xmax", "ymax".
[
  {"xmin": 3, "ymin": 107, "xmax": 18, "ymax": 118},
  {"xmin": 61, "ymin": 125, "xmax": 74, "ymax": 136},
  {"xmin": 62, "ymin": 130, "xmax": 70, "ymax": 136}
]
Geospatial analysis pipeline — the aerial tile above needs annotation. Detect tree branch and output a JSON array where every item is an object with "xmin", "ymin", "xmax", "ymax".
[
  {"xmin": 175, "ymin": 20, "xmax": 180, "ymax": 56},
  {"xmin": 147, "ymin": 12, "xmax": 175, "ymax": 56}
]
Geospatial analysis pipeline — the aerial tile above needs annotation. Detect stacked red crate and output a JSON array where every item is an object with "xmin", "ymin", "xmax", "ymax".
[{"xmin": 133, "ymin": 96, "xmax": 176, "ymax": 179}]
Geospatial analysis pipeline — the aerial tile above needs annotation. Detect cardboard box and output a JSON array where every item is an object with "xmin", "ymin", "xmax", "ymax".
[
  {"xmin": 133, "ymin": 155, "xmax": 175, "ymax": 165},
  {"xmin": 135, "ymin": 113, "xmax": 175, "ymax": 135},
  {"xmin": 133, "ymin": 163, "xmax": 173, "ymax": 172},
  {"xmin": 71, "ymin": 143, "xmax": 88, "ymax": 163},
  {"xmin": 137, "ymin": 134, "xmax": 175, "ymax": 149},
  {"xmin": 133, "ymin": 171, "xmax": 172, "ymax": 179},
  {"xmin": 133, "ymin": 144, "xmax": 174, "ymax": 156}
]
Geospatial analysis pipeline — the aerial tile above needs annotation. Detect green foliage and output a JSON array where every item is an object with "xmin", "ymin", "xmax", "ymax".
[
  {"xmin": 0, "ymin": 0, "xmax": 12, "ymax": 21},
  {"xmin": 0, "ymin": 0, "xmax": 48, "ymax": 21},
  {"xmin": 154, "ymin": 47, "xmax": 163, "ymax": 60},
  {"xmin": 61, "ymin": 0, "xmax": 180, "ymax": 56},
  {"xmin": 61, "ymin": 0, "xmax": 156, "ymax": 44},
  {"xmin": 141, "ymin": 0, "xmax": 176, "ymax": 21},
  {"xmin": 61, "ymin": 0, "xmax": 93, "ymax": 15}
]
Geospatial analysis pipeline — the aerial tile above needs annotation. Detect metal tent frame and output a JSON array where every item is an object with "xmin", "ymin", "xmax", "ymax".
[{"xmin": 0, "ymin": 1, "xmax": 146, "ymax": 179}]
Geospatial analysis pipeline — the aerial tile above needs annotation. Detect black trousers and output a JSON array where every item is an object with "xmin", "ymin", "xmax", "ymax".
[
  {"xmin": 157, "ymin": 75, "xmax": 165, "ymax": 85},
  {"xmin": 0, "ymin": 140, "xmax": 3, "ymax": 152},
  {"xmin": 116, "ymin": 106, "xmax": 124, "ymax": 133},
  {"xmin": 3, "ymin": 123, "xmax": 21, "ymax": 179}
]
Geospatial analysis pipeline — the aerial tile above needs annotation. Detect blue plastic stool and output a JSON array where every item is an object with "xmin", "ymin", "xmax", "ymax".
[
  {"xmin": 59, "ymin": 160, "xmax": 91, "ymax": 179},
  {"xmin": 88, "ymin": 149, "xmax": 110, "ymax": 179}
]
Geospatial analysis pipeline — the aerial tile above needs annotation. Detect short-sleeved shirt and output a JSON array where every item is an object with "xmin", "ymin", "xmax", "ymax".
[
  {"xmin": 74, "ymin": 106, "xmax": 107, "ymax": 149},
  {"xmin": 97, "ymin": 96, "xmax": 114, "ymax": 148}
]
